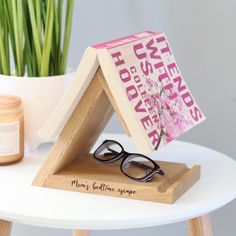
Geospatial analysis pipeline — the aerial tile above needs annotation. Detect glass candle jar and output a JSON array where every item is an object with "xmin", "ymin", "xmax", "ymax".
[{"xmin": 0, "ymin": 95, "xmax": 24, "ymax": 165}]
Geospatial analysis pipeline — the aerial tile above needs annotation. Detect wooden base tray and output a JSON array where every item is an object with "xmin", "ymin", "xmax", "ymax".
[{"xmin": 42, "ymin": 154, "xmax": 200, "ymax": 204}]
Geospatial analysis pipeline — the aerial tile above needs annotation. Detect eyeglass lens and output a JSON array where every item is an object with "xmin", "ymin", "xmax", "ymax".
[
  {"xmin": 122, "ymin": 155, "xmax": 155, "ymax": 179},
  {"xmin": 94, "ymin": 141, "xmax": 123, "ymax": 161}
]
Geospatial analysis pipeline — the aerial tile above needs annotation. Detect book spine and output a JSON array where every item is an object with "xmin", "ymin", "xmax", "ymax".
[{"xmin": 39, "ymin": 47, "xmax": 99, "ymax": 139}]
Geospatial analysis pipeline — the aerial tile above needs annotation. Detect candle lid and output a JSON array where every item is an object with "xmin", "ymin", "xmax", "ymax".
[{"xmin": 0, "ymin": 95, "xmax": 22, "ymax": 110}]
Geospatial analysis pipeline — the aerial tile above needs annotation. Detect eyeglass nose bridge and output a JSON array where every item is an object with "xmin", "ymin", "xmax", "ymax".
[{"xmin": 113, "ymin": 150, "xmax": 130, "ymax": 162}]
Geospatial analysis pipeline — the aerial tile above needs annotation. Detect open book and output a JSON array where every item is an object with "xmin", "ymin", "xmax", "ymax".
[{"xmin": 39, "ymin": 31, "xmax": 205, "ymax": 152}]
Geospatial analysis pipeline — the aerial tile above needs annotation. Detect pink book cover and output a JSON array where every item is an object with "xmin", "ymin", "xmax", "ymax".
[{"xmin": 95, "ymin": 31, "xmax": 206, "ymax": 150}]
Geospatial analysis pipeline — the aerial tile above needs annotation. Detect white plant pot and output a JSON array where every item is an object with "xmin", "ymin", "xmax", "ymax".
[{"xmin": 0, "ymin": 72, "xmax": 74, "ymax": 150}]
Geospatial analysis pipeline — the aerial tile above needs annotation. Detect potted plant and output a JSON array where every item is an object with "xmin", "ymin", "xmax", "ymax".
[{"xmin": 0, "ymin": 0, "xmax": 74, "ymax": 149}]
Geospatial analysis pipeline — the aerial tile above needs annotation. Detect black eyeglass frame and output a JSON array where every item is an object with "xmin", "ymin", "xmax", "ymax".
[{"xmin": 93, "ymin": 139, "xmax": 165, "ymax": 182}]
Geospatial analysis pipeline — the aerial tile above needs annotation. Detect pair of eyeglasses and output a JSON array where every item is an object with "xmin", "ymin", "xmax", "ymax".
[{"xmin": 93, "ymin": 140, "xmax": 165, "ymax": 182}]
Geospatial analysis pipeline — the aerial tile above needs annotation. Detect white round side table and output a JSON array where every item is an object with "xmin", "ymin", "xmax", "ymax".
[{"xmin": 0, "ymin": 133, "xmax": 236, "ymax": 236}]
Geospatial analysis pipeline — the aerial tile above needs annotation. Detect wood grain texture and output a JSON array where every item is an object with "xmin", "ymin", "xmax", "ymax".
[
  {"xmin": 98, "ymin": 71, "xmax": 131, "ymax": 137},
  {"xmin": 0, "ymin": 220, "xmax": 12, "ymax": 236},
  {"xmin": 33, "ymin": 68, "xmax": 114, "ymax": 186},
  {"xmin": 43, "ymin": 154, "xmax": 200, "ymax": 204},
  {"xmin": 187, "ymin": 215, "xmax": 212, "ymax": 236},
  {"xmin": 72, "ymin": 230, "xmax": 90, "ymax": 236}
]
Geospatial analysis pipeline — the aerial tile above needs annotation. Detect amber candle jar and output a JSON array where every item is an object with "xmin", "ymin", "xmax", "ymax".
[{"xmin": 0, "ymin": 95, "xmax": 24, "ymax": 165}]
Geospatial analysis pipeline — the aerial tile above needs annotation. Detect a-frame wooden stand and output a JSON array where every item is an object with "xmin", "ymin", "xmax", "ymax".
[
  {"xmin": 33, "ymin": 68, "xmax": 115, "ymax": 186},
  {"xmin": 33, "ymin": 68, "xmax": 200, "ymax": 204}
]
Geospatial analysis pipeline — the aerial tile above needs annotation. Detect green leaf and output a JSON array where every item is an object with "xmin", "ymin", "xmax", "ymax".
[
  {"xmin": 40, "ymin": 0, "xmax": 54, "ymax": 76},
  {"xmin": 35, "ymin": 0, "xmax": 42, "ymax": 49},
  {"xmin": 59, "ymin": 0, "xmax": 74, "ymax": 74},
  {"xmin": 17, "ymin": 0, "xmax": 24, "ymax": 75},
  {"xmin": 3, "ymin": 2, "xmax": 10, "ymax": 73},
  {"xmin": 28, "ymin": 0, "xmax": 42, "ymax": 73},
  {"xmin": 0, "ymin": 24, "xmax": 9, "ymax": 75},
  {"xmin": 22, "ymin": 0, "xmax": 32, "ymax": 76},
  {"xmin": 4, "ymin": 0, "xmax": 17, "ymax": 69},
  {"xmin": 0, "ymin": 0, "xmax": 74, "ymax": 77},
  {"xmin": 0, "ymin": 0, "xmax": 10, "ymax": 75},
  {"xmin": 11, "ymin": 0, "xmax": 24, "ymax": 76}
]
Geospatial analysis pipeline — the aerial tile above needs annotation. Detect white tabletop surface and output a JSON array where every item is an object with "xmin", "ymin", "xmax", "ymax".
[{"xmin": 0, "ymin": 133, "xmax": 236, "ymax": 230}]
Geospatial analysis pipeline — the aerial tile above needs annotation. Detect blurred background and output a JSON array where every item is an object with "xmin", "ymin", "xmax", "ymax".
[{"xmin": 12, "ymin": 0, "xmax": 236, "ymax": 235}]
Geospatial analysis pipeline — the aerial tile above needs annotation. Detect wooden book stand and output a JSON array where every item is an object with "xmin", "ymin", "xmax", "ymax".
[{"xmin": 33, "ymin": 68, "xmax": 200, "ymax": 204}]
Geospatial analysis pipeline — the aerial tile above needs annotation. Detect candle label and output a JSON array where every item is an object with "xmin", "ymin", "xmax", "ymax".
[{"xmin": 0, "ymin": 122, "xmax": 20, "ymax": 156}]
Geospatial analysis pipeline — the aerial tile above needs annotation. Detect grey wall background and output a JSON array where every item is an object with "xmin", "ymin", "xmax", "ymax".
[{"xmin": 12, "ymin": 0, "xmax": 236, "ymax": 235}]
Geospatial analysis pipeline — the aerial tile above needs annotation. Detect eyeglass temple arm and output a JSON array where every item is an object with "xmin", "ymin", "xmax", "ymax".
[
  {"xmin": 103, "ymin": 147, "xmax": 119, "ymax": 156},
  {"xmin": 129, "ymin": 161, "xmax": 153, "ymax": 172},
  {"xmin": 130, "ymin": 161, "xmax": 165, "ymax": 176}
]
